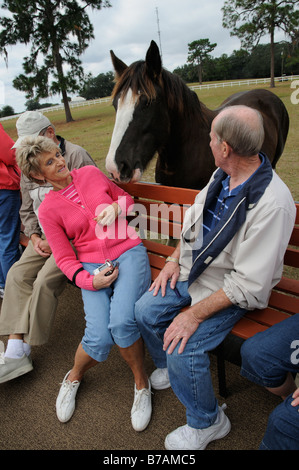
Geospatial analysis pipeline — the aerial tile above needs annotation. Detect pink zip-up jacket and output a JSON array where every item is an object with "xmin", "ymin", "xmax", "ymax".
[{"xmin": 38, "ymin": 166, "xmax": 141, "ymax": 290}]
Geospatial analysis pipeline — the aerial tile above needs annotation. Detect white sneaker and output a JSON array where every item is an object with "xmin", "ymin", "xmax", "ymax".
[
  {"xmin": 131, "ymin": 381, "xmax": 152, "ymax": 432},
  {"xmin": 56, "ymin": 370, "xmax": 80, "ymax": 423},
  {"xmin": 150, "ymin": 368, "xmax": 170, "ymax": 390},
  {"xmin": 165, "ymin": 405, "xmax": 231, "ymax": 450},
  {"xmin": 0, "ymin": 287, "xmax": 4, "ymax": 299}
]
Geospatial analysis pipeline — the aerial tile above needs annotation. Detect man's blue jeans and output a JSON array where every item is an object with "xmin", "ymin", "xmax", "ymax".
[
  {"xmin": 135, "ymin": 280, "xmax": 247, "ymax": 428},
  {"xmin": 0, "ymin": 189, "xmax": 21, "ymax": 288},
  {"xmin": 240, "ymin": 314, "xmax": 299, "ymax": 450}
]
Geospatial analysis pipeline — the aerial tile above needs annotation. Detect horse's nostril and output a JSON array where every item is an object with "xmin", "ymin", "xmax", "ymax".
[{"xmin": 119, "ymin": 161, "xmax": 132, "ymax": 178}]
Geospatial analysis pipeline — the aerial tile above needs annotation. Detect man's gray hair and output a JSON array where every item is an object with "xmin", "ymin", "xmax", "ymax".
[{"xmin": 213, "ymin": 105, "xmax": 265, "ymax": 156}]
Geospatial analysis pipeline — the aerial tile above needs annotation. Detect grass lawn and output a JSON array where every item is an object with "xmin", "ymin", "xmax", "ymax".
[{"xmin": 2, "ymin": 80, "xmax": 298, "ymax": 201}]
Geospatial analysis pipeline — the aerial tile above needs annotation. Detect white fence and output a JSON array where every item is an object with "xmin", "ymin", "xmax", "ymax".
[
  {"xmin": 0, "ymin": 96, "xmax": 112, "ymax": 121},
  {"xmin": 189, "ymin": 75, "xmax": 299, "ymax": 91},
  {"xmin": 1, "ymin": 76, "xmax": 298, "ymax": 122}
]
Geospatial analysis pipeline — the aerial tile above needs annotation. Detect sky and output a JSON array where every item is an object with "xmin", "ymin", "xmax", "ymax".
[{"xmin": 0, "ymin": 0, "xmax": 287, "ymax": 113}]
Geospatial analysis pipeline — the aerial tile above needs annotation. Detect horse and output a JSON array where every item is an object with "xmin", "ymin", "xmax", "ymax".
[{"xmin": 106, "ymin": 40, "xmax": 289, "ymax": 189}]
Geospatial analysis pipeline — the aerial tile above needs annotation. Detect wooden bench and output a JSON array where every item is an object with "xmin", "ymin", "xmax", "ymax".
[{"xmin": 19, "ymin": 181, "xmax": 299, "ymax": 396}]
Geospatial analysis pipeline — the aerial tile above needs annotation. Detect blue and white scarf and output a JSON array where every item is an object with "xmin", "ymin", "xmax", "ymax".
[{"xmin": 188, "ymin": 153, "xmax": 273, "ymax": 287}]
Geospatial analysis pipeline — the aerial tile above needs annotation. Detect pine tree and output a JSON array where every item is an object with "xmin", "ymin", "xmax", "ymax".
[
  {"xmin": 0, "ymin": 0, "xmax": 111, "ymax": 121},
  {"xmin": 222, "ymin": 0, "xmax": 299, "ymax": 87}
]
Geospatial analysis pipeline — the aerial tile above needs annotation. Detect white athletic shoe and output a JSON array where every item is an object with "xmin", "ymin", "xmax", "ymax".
[
  {"xmin": 165, "ymin": 405, "xmax": 231, "ymax": 450},
  {"xmin": 150, "ymin": 368, "xmax": 170, "ymax": 390},
  {"xmin": 131, "ymin": 381, "xmax": 152, "ymax": 432},
  {"xmin": 56, "ymin": 370, "xmax": 80, "ymax": 423}
]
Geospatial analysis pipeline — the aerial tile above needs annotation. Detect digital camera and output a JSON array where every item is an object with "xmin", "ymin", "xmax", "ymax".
[{"xmin": 93, "ymin": 259, "xmax": 118, "ymax": 276}]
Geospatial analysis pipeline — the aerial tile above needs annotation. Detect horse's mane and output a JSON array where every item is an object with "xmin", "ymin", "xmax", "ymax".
[{"xmin": 112, "ymin": 60, "xmax": 203, "ymax": 119}]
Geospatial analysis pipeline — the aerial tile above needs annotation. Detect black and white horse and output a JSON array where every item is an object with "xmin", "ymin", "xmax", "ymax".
[{"xmin": 106, "ymin": 40, "xmax": 289, "ymax": 189}]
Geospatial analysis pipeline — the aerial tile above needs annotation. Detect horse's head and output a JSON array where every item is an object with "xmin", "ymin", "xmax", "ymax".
[{"xmin": 106, "ymin": 40, "xmax": 170, "ymax": 183}]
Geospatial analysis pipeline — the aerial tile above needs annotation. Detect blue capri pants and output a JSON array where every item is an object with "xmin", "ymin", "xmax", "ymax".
[
  {"xmin": 80, "ymin": 244, "xmax": 151, "ymax": 362},
  {"xmin": 240, "ymin": 314, "xmax": 299, "ymax": 450}
]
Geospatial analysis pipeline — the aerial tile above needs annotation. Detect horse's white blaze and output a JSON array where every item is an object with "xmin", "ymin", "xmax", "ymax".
[{"xmin": 106, "ymin": 88, "xmax": 137, "ymax": 178}]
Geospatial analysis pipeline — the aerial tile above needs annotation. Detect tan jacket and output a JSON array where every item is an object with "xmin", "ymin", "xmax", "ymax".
[{"xmin": 178, "ymin": 170, "xmax": 296, "ymax": 311}]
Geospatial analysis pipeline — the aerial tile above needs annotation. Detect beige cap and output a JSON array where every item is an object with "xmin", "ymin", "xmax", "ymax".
[{"xmin": 13, "ymin": 111, "xmax": 51, "ymax": 148}]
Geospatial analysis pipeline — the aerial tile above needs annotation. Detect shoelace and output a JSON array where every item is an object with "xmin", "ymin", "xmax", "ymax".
[
  {"xmin": 132, "ymin": 388, "xmax": 151, "ymax": 412},
  {"xmin": 59, "ymin": 379, "xmax": 80, "ymax": 401}
]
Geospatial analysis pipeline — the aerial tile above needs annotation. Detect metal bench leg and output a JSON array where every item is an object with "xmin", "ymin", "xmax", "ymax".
[{"xmin": 215, "ymin": 343, "xmax": 228, "ymax": 398}]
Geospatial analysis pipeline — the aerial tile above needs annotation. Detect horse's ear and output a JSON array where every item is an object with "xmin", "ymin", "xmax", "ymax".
[
  {"xmin": 145, "ymin": 40, "xmax": 162, "ymax": 79},
  {"xmin": 110, "ymin": 50, "xmax": 128, "ymax": 79}
]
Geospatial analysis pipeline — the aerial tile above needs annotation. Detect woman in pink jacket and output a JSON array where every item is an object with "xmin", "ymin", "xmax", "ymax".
[
  {"xmin": 15, "ymin": 136, "xmax": 152, "ymax": 432},
  {"xmin": 0, "ymin": 123, "xmax": 21, "ymax": 298}
]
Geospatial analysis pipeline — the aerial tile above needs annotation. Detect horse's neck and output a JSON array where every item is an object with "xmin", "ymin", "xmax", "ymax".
[
  {"xmin": 168, "ymin": 102, "xmax": 215, "ymax": 157},
  {"xmin": 156, "ymin": 104, "xmax": 216, "ymax": 189}
]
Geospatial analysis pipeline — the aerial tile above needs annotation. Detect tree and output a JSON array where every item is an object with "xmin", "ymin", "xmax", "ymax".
[
  {"xmin": 0, "ymin": 0, "xmax": 111, "ymax": 122},
  {"xmin": 0, "ymin": 105, "xmax": 14, "ymax": 117},
  {"xmin": 222, "ymin": 0, "xmax": 299, "ymax": 87},
  {"xmin": 80, "ymin": 71, "xmax": 115, "ymax": 100},
  {"xmin": 187, "ymin": 39, "xmax": 217, "ymax": 84}
]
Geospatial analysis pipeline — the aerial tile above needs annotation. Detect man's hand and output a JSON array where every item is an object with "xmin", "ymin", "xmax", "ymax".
[
  {"xmin": 291, "ymin": 387, "xmax": 299, "ymax": 408},
  {"xmin": 163, "ymin": 289, "xmax": 233, "ymax": 355},
  {"xmin": 149, "ymin": 261, "xmax": 180, "ymax": 297},
  {"xmin": 31, "ymin": 234, "xmax": 52, "ymax": 258},
  {"xmin": 163, "ymin": 308, "xmax": 200, "ymax": 355}
]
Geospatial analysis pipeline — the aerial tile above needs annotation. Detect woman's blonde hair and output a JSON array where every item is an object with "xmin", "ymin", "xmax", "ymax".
[{"xmin": 16, "ymin": 136, "xmax": 60, "ymax": 182}]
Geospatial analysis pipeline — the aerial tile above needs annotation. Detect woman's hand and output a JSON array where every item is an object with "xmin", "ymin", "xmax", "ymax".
[
  {"xmin": 92, "ymin": 265, "xmax": 119, "ymax": 290},
  {"xmin": 94, "ymin": 203, "xmax": 121, "ymax": 226}
]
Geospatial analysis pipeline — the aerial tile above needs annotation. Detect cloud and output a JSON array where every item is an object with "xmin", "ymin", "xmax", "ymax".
[{"xmin": 0, "ymin": 0, "xmax": 286, "ymax": 113}]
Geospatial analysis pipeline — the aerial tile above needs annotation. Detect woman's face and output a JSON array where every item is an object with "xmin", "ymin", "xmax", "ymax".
[{"xmin": 33, "ymin": 149, "xmax": 71, "ymax": 188}]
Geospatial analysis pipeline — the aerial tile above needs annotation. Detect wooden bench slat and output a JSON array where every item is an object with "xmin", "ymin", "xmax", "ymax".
[
  {"xmin": 268, "ymin": 290, "xmax": 299, "ymax": 315},
  {"xmin": 148, "ymin": 252, "xmax": 167, "ymax": 270},
  {"xmin": 130, "ymin": 213, "xmax": 183, "ymax": 239},
  {"xmin": 244, "ymin": 308, "xmax": 290, "ymax": 327},
  {"xmin": 130, "ymin": 197, "xmax": 188, "ymax": 224},
  {"xmin": 284, "ymin": 247, "xmax": 299, "ymax": 268},
  {"xmin": 231, "ymin": 317, "xmax": 268, "ymax": 339},
  {"xmin": 289, "ymin": 226, "xmax": 299, "ymax": 246},
  {"xmin": 143, "ymin": 239, "xmax": 173, "ymax": 257},
  {"xmin": 275, "ymin": 276, "xmax": 299, "ymax": 296},
  {"xmin": 118, "ymin": 181, "xmax": 197, "ymax": 205}
]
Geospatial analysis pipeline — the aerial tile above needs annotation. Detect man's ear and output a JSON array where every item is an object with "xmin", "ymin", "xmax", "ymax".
[
  {"xmin": 44, "ymin": 126, "xmax": 55, "ymax": 139},
  {"xmin": 222, "ymin": 141, "xmax": 231, "ymax": 157},
  {"xmin": 29, "ymin": 171, "xmax": 45, "ymax": 183}
]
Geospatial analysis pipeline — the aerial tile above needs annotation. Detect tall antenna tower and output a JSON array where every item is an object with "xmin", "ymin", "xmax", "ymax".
[{"xmin": 155, "ymin": 7, "xmax": 163, "ymax": 61}]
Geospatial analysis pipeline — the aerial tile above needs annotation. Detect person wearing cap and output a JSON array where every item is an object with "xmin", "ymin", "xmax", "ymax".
[
  {"xmin": 0, "ymin": 124, "xmax": 21, "ymax": 299},
  {"xmin": 0, "ymin": 111, "xmax": 96, "ymax": 381}
]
